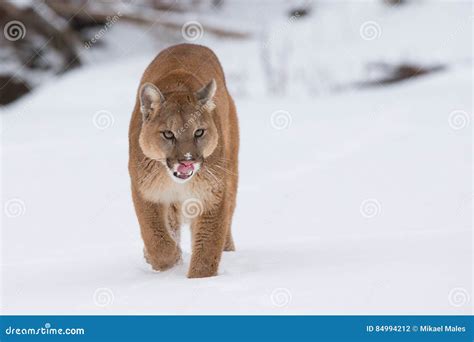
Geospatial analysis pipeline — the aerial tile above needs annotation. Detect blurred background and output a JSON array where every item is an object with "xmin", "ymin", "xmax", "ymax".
[
  {"xmin": 1, "ymin": 0, "xmax": 472, "ymax": 315},
  {"xmin": 1, "ymin": 0, "xmax": 471, "ymax": 105}
]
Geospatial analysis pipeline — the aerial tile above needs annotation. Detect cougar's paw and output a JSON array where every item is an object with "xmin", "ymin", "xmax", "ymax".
[
  {"xmin": 187, "ymin": 261, "xmax": 218, "ymax": 278},
  {"xmin": 144, "ymin": 247, "xmax": 182, "ymax": 272}
]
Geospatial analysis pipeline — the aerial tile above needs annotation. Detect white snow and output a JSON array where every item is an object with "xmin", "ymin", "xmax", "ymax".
[{"xmin": 1, "ymin": 1, "xmax": 472, "ymax": 315}]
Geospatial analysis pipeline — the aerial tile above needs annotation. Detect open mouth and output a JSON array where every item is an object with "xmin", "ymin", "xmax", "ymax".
[
  {"xmin": 173, "ymin": 169, "xmax": 193, "ymax": 180},
  {"xmin": 171, "ymin": 161, "xmax": 196, "ymax": 181}
]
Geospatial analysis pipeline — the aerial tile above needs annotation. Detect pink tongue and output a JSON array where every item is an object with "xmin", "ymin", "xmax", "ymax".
[{"xmin": 177, "ymin": 163, "xmax": 194, "ymax": 174}]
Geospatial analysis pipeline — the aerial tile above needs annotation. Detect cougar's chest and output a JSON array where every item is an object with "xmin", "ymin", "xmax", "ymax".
[
  {"xmin": 140, "ymin": 173, "xmax": 216, "ymax": 209},
  {"xmin": 141, "ymin": 179, "xmax": 194, "ymax": 204}
]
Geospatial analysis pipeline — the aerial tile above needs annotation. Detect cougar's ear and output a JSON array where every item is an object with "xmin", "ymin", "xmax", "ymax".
[
  {"xmin": 196, "ymin": 79, "xmax": 216, "ymax": 110},
  {"xmin": 139, "ymin": 83, "xmax": 164, "ymax": 121}
]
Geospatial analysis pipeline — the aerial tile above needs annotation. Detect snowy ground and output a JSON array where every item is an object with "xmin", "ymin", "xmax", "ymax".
[
  {"xmin": 1, "ymin": 57, "xmax": 472, "ymax": 314},
  {"xmin": 1, "ymin": 1, "xmax": 473, "ymax": 315}
]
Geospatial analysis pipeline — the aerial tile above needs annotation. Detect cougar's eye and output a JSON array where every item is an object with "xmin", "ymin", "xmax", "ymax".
[
  {"xmin": 162, "ymin": 130, "xmax": 175, "ymax": 140},
  {"xmin": 194, "ymin": 129, "xmax": 205, "ymax": 138}
]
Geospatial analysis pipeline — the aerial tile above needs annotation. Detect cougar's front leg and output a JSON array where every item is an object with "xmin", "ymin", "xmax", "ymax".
[
  {"xmin": 167, "ymin": 203, "xmax": 181, "ymax": 244},
  {"xmin": 132, "ymin": 188, "xmax": 181, "ymax": 271},
  {"xmin": 188, "ymin": 203, "xmax": 227, "ymax": 278}
]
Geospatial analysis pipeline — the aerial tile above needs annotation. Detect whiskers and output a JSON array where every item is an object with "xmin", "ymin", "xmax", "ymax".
[
  {"xmin": 136, "ymin": 154, "xmax": 236, "ymax": 190},
  {"xmin": 213, "ymin": 158, "xmax": 238, "ymax": 177},
  {"xmin": 201, "ymin": 157, "xmax": 237, "ymax": 189},
  {"xmin": 138, "ymin": 156, "xmax": 166, "ymax": 187},
  {"xmin": 213, "ymin": 164, "xmax": 237, "ymax": 177},
  {"xmin": 201, "ymin": 165, "xmax": 221, "ymax": 187}
]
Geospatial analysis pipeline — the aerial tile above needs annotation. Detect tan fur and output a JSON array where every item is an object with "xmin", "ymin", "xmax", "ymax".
[{"xmin": 128, "ymin": 44, "xmax": 239, "ymax": 278}]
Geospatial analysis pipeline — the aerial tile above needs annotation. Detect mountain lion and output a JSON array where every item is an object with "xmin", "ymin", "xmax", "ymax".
[{"xmin": 128, "ymin": 44, "xmax": 239, "ymax": 278}]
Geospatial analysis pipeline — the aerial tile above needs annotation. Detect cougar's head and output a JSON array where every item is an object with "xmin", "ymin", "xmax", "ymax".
[{"xmin": 138, "ymin": 79, "xmax": 218, "ymax": 184}]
